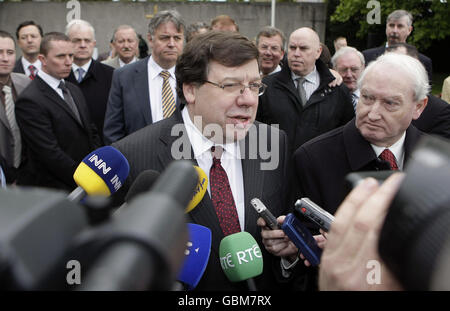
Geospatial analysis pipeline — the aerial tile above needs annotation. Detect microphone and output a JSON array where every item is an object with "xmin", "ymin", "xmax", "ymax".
[
  {"xmin": 219, "ymin": 231, "xmax": 263, "ymax": 291},
  {"xmin": 185, "ymin": 166, "xmax": 208, "ymax": 213},
  {"xmin": 124, "ymin": 170, "xmax": 161, "ymax": 203},
  {"xmin": 176, "ymin": 223, "xmax": 212, "ymax": 290},
  {"xmin": 68, "ymin": 146, "xmax": 130, "ymax": 202},
  {"xmin": 78, "ymin": 160, "xmax": 197, "ymax": 290}
]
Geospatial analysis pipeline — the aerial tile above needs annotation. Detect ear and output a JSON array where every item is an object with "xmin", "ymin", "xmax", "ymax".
[
  {"xmin": 182, "ymin": 83, "xmax": 196, "ymax": 106},
  {"xmin": 315, "ymin": 44, "xmax": 323, "ymax": 60},
  {"xmin": 412, "ymin": 96, "xmax": 428, "ymax": 120},
  {"xmin": 147, "ymin": 33, "xmax": 153, "ymax": 48},
  {"xmin": 38, "ymin": 54, "xmax": 46, "ymax": 67},
  {"xmin": 407, "ymin": 25, "xmax": 413, "ymax": 37},
  {"xmin": 93, "ymin": 40, "xmax": 97, "ymax": 47}
]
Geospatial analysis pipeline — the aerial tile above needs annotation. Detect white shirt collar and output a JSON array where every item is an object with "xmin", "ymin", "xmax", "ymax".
[
  {"xmin": 291, "ymin": 66, "xmax": 319, "ymax": 85},
  {"xmin": 371, "ymin": 131, "xmax": 406, "ymax": 168},
  {"xmin": 21, "ymin": 57, "xmax": 41, "ymax": 71},
  {"xmin": 119, "ymin": 56, "xmax": 137, "ymax": 67},
  {"xmin": 148, "ymin": 55, "xmax": 176, "ymax": 80},
  {"xmin": 72, "ymin": 59, "xmax": 92, "ymax": 73},
  {"xmin": 38, "ymin": 69, "xmax": 64, "ymax": 91},
  {"xmin": 181, "ymin": 107, "xmax": 240, "ymax": 160}
]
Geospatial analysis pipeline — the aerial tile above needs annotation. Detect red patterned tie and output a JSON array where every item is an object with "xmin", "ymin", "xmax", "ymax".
[
  {"xmin": 379, "ymin": 149, "xmax": 398, "ymax": 170},
  {"xmin": 210, "ymin": 146, "xmax": 241, "ymax": 236},
  {"xmin": 28, "ymin": 65, "xmax": 37, "ymax": 80}
]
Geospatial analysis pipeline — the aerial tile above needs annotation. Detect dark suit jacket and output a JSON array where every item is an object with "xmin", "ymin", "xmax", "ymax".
[
  {"xmin": 257, "ymin": 59, "xmax": 355, "ymax": 153},
  {"xmin": 412, "ymin": 94, "xmax": 450, "ymax": 139},
  {"xmin": 13, "ymin": 58, "xmax": 25, "ymax": 74},
  {"xmin": 103, "ymin": 56, "xmax": 180, "ymax": 145},
  {"xmin": 362, "ymin": 46, "xmax": 433, "ymax": 85},
  {"xmin": 66, "ymin": 59, "xmax": 114, "ymax": 143},
  {"xmin": 294, "ymin": 118, "xmax": 423, "ymax": 215},
  {"xmin": 111, "ymin": 111, "xmax": 293, "ymax": 291},
  {"xmin": 15, "ymin": 76, "xmax": 102, "ymax": 191}
]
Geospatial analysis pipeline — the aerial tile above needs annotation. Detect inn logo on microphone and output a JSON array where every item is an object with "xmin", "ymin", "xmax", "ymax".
[{"xmin": 88, "ymin": 154, "xmax": 112, "ymax": 175}]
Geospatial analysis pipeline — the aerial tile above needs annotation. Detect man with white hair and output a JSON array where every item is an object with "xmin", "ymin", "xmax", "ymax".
[
  {"xmin": 293, "ymin": 53, "xmax": 428, "ymax": 215},
  {"xmin": 331, "ymin": 46, "xmax": 365, "ymax": 111},
  {"xmin": 65, "ymin": 19, "xmax": 113, "ymax": 142}
]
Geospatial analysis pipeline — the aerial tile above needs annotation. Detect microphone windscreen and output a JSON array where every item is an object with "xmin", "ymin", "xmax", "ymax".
[
  {"xmin": 185, "ymin": 166, "xmax": 208, "ymax": 213},
  {"xmin": 219, "ymin": 231, "xmax": 263, "ymax": 282},
  {"xmin": 177, "ymin": 223, "xmax": 212, "ymax": 290},
  {"xmin": 125, "ymin": 170, "xmax": 160, "ymax": 203},
  {"xmin": 73, "ymin": 146, "xmax": 130, "ymax": 196},
  {"xmin": 151, "ymin": 161, "xmax": 198, "ymax": 210}
]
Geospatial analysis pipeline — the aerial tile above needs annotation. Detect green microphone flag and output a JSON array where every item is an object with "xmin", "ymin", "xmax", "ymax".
[{"xmin": 219, "ymin": 231, "xmax": 263, "ymax": 282}]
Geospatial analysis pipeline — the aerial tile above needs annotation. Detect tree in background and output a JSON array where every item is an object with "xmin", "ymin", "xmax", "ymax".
[{"xmin": 328, "ymin": 0, "xmax": 449, "ymax": 52}]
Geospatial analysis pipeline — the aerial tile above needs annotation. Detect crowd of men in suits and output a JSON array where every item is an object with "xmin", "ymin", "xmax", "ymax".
[{"xmin": 1, "ymin": 8, "xmax": 449, "ymax": 291}]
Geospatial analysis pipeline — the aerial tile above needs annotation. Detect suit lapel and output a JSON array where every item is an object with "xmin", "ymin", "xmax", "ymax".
[
  {"xmin": 157, "ymin": 115, "xmax": 225, "ymax": 253},
  {"xmin": 133, "ymin": 58, "xmax": 152, "ymax": 125},
  {"xmin": 36, "ymin": 77, "xmax": 84, "ymax": 128}
]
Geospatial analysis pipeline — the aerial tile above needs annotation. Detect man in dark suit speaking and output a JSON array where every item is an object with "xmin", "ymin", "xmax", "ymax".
[
  {"xmin": 294, "ymin": 53, "xmax": 429, "ymax": 215},
  {"xmin": 112, "ymin": 31, "xmax": 293, "ymax": 290},
  {"xmin": 15, "ymin": 32, "xmax": 101, "ymax": 191}
]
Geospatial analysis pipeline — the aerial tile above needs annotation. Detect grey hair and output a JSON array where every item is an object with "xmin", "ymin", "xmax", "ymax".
[
  {"xmin": 331, "ymin": 46, "xmax": 365, "ymax": 68},
  {"xmin": 148, "ymin": 10, "xmax": 186, "ymax": 38},
  {"xmin": 65, "ymin": 19, "xmax": 95, "ymax": 40},
  {"xmin": 387, "ymin": 10, "xmax": 413, "ymax": 27},
  {"xmin": 112, "ymin": 25, "xmax": 138, "ymax": 42},
  {"xmin": 358, "ymin": 53, "xmax": 429, "ymax": 102},
  {"xmin": 256, "ymin": 26, "xmax": 286, "ymax": 51}
]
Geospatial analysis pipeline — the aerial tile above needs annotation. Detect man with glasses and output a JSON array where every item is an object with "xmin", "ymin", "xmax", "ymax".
[
  {"xmin": 111, "ymin": 31, "xmax": 293, "ymax": 291},
  {"xmin": 331, "ymin": 46, "xmax": 365, "ymax": 111},
  {"xmin": 256, "ymin": 26, "xmax": 285, "ymax": 77}
]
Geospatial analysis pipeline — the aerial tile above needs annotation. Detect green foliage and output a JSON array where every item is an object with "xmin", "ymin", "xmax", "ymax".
[{"xmin": 330, "ymin": 0, "xmax": 450, "ymax": 50}]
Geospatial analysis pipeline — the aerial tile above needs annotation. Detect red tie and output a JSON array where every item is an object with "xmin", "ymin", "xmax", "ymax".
[
  {"xmin": 379, "ymin": 149, "xmax": 398, "ymax": 170},
  {"xmin": 28, "ymin": 65, "xmax": 37, "ymax": 80},
  {"xmin": 210, "ymin": 146, "xmax": 241, "ymax": 236}
]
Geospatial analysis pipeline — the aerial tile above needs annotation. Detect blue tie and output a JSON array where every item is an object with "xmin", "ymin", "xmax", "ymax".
[{"xmin": 77, "ymin": 68, "xmax": 85, "ymax": 83}]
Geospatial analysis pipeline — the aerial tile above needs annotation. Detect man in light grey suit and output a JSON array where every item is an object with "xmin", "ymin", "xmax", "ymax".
[
  {"xmin": 0, "ymin": 31, "xmax": 31, "ymax": 183},
  {"xmin": 101, "ymin": 25, "xmax": 139, "ymax": 69},
  {"xmin": 103, "ymin": 10, "xmax": 185, "ymax": 144}
]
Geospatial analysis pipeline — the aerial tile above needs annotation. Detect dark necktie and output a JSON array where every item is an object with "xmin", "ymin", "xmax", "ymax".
[
  {"xmin": 296, "ymin": 77, "xmax": 307, "ymax": 107},
  {"xmin": 2, "ymin": 85, "xmax": 21, "ymax": 168},
  {"xmin": 160, "ymin": 70, "xmax": 176, "ymax": 118},
  {"xmin": 379, "ymin": 149, "xmax": 398, "ymax": 170},
  {"xmin": 210, "ymin": 146, "xmax": 241, "ymax": 236},
  {"xmin": 77, "ymin": 68, "xmax": 85, "ymax": 83},
  {"xmin": 28, "ymin": 65, "xmax": 37, "ymax": 80},
  {"xmin": 351, "ymin": 92, "xmax": 359, "ymax": 111},
  {"xmin": 58, "ymin": 81, "xmax": 82, "ymax": 124}
]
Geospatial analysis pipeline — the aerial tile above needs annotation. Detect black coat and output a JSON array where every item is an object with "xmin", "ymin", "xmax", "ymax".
[
  {"xmin": 362, "ymin": 46, "xmax": 433, "ymax": 86},
  {"xmin": 13, "ymin": 58, "xmax": 25, "ymax": 74},
  {"xmin": 15, "ymin": 76, "xmax": 102, "ymax": 191},
  {"xmin": 412, "ymin": 94, "xmax": 450, "ymax": 139},
  {"xmin": 257, "ymin": 59, "xmax": 355, "ymax": 153},
  {"xmin": 66, "ymin": 59, "xmax": 114, "ymax": 143},
  {"xmin": 293, "ymin": 118, "xmax": 423, "ymax": 215}
]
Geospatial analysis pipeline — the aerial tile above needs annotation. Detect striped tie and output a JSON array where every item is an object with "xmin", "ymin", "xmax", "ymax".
[
  {"xmin": 160, "ymin": 70, "xmax": 176, "ymax": 118},
  {"xmin": 2, "ymin": 85, "xmax": 22, "ymax": 168}
]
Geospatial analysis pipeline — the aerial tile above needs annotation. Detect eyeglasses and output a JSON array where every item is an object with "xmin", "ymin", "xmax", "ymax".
[{"xmin": 204, "ymin": 80, "xmax": 267, "ymax": 96}]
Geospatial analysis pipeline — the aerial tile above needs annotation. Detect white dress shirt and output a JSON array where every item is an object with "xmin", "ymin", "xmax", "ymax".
[
  {"xmin": 292, "ymin": 66, "xmax": 321, "ymax": 101},
  {"xmin": 72, "ymin": 59, "xmax": 92, "ymax": 82},
  {"xmin": 182, "ymin": 107, "xmax": 245, "ymax": 230},
  {"xmin": 37, "ymin": 70, "xmax": 66, "ymax": 100},
  {"xmin": 148, "ymin": 56, "xmax": 177, "ymax": 123},
  {"xmin": 21, "ymin": 57, "xmax": 41, "ymax": 77}
]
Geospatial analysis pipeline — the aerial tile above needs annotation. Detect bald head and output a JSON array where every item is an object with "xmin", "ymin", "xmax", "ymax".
[{"xmin": 287, "ymin": 27, "xmax": 322, "ymax": 76}]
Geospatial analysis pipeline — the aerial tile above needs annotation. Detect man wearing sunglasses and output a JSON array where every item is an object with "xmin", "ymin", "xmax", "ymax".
[{"xmin": 111, "ymin": 31, "xmax": 293, "ymax": 291}]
